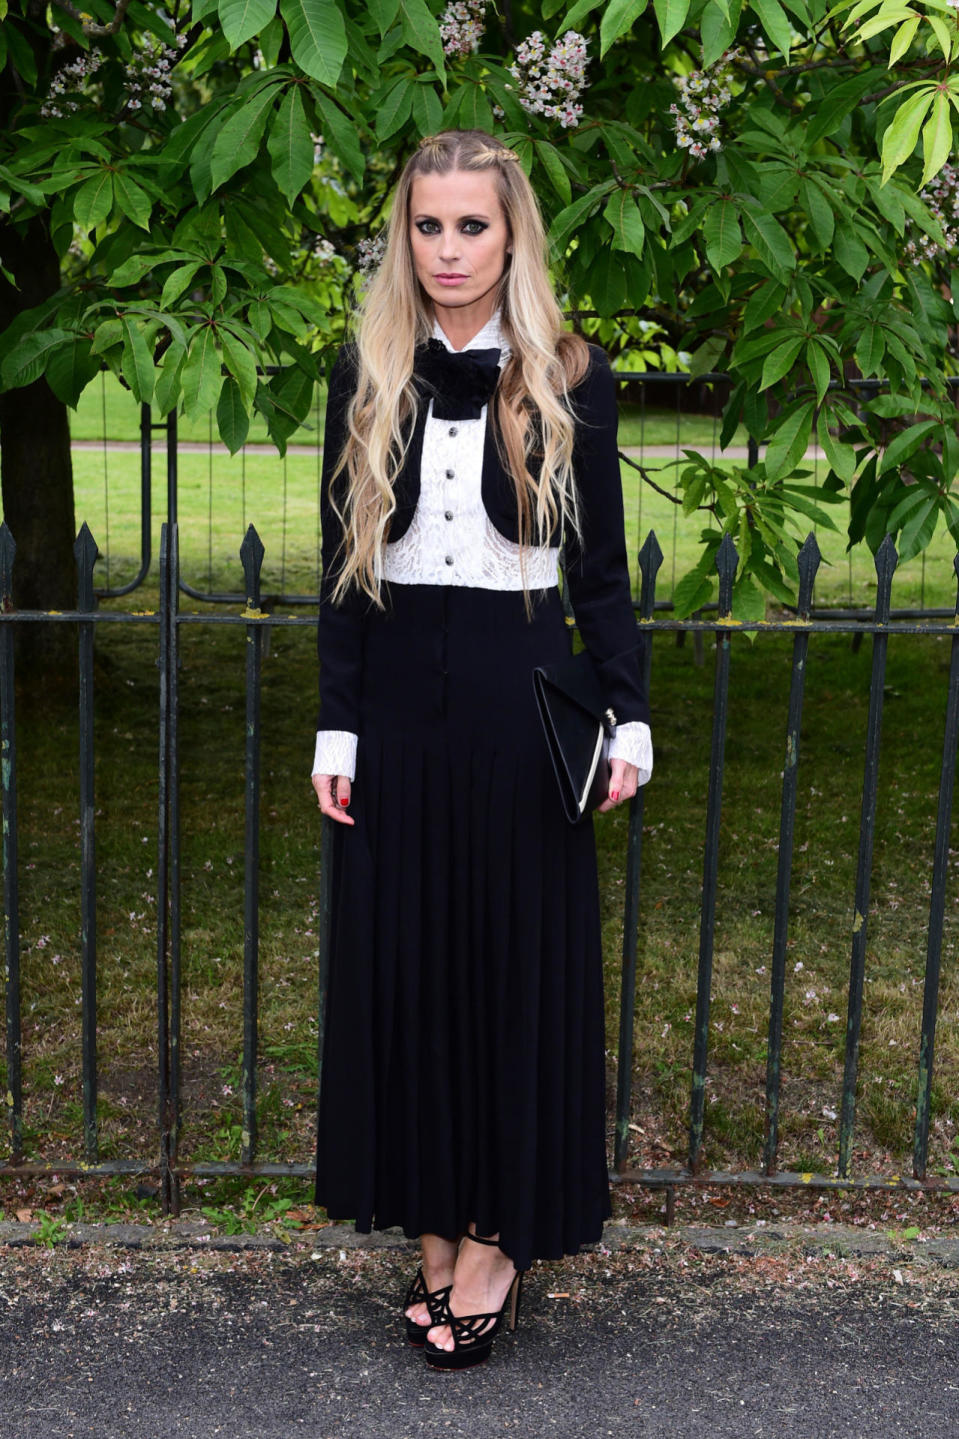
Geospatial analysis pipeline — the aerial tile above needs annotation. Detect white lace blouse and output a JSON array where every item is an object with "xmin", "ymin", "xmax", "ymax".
[{"xmin": 313, "ymin": 312, "xmax": 653, "ymax": 786}]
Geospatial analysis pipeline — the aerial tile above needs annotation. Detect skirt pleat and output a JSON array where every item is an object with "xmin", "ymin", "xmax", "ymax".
[{"xmin": 316, "ymin": 584, "xmax": 612, "ymax": 1271}]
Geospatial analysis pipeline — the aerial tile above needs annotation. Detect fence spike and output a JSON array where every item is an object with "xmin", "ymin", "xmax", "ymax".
[
  {"xmin": 638, "ymin": 530, "xmax": 663, "ymax": 621},
  {"xmin": 0, "ymin": 523, "xmax": 15, "ymax": 608},
  {"xmin": 874, "ymin": 534, "xmax": 898, "ymax": 622},
  {"xmin": 796, "ymin": 534, "xmax": 821, "ymax": 618},
  {"xmin": 715, "ymin": 532, "xmax": 738, "ymax": 618},
  {"xmin": 74, "ymin": 524, "xmax": 99, "ymax": 613},
  {"xmin": 240, "ymin": 525, "xmax": 265, "ymax": 610}
]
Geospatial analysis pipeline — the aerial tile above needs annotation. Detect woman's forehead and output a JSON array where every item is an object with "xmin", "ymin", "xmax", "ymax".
[{"xmin": 409, "ymin": 168, "xmax": 502, "ymax": 217}]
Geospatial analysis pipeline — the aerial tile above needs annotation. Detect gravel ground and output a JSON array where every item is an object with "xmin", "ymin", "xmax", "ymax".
[{"xmin": 2, "ymin": 1224, "xmax": 958, "ymax": 1439}]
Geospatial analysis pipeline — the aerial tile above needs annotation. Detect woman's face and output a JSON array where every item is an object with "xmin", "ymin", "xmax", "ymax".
[{"xmin": 408, "ymin": 168, "xmax": 510, "ymax": 324}]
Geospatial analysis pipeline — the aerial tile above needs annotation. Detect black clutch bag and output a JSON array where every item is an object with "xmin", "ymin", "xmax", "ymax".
[{"xmin": 533, "ymin": 649, "xmax": 616, "ymax": 824}]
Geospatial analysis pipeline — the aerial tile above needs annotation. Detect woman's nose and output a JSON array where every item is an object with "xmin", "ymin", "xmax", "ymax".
[{"xmin": 438, "ymin": 229, "xmax": 460, "ymax": 261}]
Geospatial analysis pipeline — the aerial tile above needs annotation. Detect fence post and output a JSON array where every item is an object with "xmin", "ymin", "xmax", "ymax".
[
  {"xmin": 838, "ymin": 533, "xmax": 897, "ymax": 1178},
  {"xmin": 156, "ymin": 522, "xmax": 182, "ymax": 1214},
  {"xmin": 764, "ymin": 533, "xmax": 821, "ymax": 1174},
  {"xmin": 240, "ymin": 525, "xmax": 265, "ymax": 1167},
  {"xmin": 689, "ymin": 533, "xmax": 737, "ymax": 1173},
  {"xmin": 913, "ymin": 551, "xmax": 959, "ymax": 1177},
  {"xmin": 75, "ymin": 523, "xmax": 99, "ymax": 1163},
  {"xmin": 0, "ymin": 523, "xmax": 21, "ymax": 1161},
  {"xmin": 613, "ymin": 530, "xmax": 662, "ymax": 1176}
]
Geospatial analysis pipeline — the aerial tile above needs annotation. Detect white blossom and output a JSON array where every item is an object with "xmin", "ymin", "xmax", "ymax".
[
  {"xmin": 357, "ymin": 232, "xmax": 387, "ymax": 276},
  {"xmin": 904, "ymin": 163, "xmax": 959, "ymax": 266},
  {"xmin": 41, "ymin": 48, "xmax": 104, "ymax": 118},
  {"xmin": 439, "ymin": 0, "xmax": 487, "ymax": 58},
  {"xmin": 510, "ymin": 30, "xmax": 589, "ymax": 129},
  {"xmin": 670, "ymin": 50, "xmax": 739, "ymax": 160}
]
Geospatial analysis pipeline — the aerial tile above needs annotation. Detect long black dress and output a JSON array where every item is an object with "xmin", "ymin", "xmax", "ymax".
[{"xmin": 314, "ymin": 340, "xmax": 648, "ymax": 1273}]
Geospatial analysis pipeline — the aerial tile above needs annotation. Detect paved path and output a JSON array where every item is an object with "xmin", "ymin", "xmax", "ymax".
[{"xmin": 1, "ymin": 1223, "xmax": 957, "ymax": 1438}]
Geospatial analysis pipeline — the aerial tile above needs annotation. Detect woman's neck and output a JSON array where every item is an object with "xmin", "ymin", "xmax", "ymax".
[{"xmin": 431, "ymin": 296, "xmax": 498, "ymax": 352}]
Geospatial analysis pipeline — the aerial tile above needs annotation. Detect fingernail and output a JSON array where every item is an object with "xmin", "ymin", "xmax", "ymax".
[
  {"xmin": 611, "ymin": 790, "xmax": 620, "ymax": 802},
  {"xmin": 339, "ymin": 796, "xmax": 349, "ymax": 807}
]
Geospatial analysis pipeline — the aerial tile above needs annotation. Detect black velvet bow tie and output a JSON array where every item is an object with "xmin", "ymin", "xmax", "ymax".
[{"xmin": 413, "ymin": 339, "xmax": 502, "ymax": 421}]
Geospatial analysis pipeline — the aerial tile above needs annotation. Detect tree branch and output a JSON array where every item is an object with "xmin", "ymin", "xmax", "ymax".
[{"xmin": 619, "ymin": 451, "xmax": 683, "ymax": 505}]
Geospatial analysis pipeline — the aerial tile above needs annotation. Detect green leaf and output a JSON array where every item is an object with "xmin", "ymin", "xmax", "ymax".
[
  {"xmin": 217, "ymin": 375, "xmax": 251, "ymax": 453},
  {"xmin": 760, "ymin": 335, "xmax": 805, "ymax": 391},
  {"xmin": 741, "ymin": 207, "xmax": 795, "ymax": 276},
  {"xmin": 765, "ymin": 402, "xmax": 814, "ymax": 481},
  {"xmin": 731, "ymin": 573, "xmax": 767, "ymax": 624},
  {"xmin": 806, "ymin": 339, "xmax": 830, "ymax": 405},
  {"xmin": 806, "ymin": 70, "xmax": 876, "ymax": 145},
  {"xmin": 673, "ymin": 567, "xmax": 715, "ymax": 618},
  {"xmin": 927, "ymin": 11, "xmax": 952, "ymax": 59},
  {"xmin": 702, "ymin": 0, "xmax": 741, "ymax": 65},
  {"xmin": 743, "ymin": 281, "xmax": 786, "ymax": 335},
  {"xmin": 751, "ymin": 0, "xmax": 792, "ymax": 56},
  {"xmin": 267, "ymin": 84, "xmax": 314, "ymax": 203},
  {"xmin": 682, "ymin": 469, "xmax": 708, "ymax": 515},
  {"xmin": 112, "ymin": 170, "xmax": 153, "ymax": 231},
  {"xmin": 155, "ymin": 340, "xmax": 187, "ymax": 417},
  {"xmin": 879, "ymin": 418, "xmax": 941, "ymax": 475},
  {"xmin": 411, "ymin": 82, "xmax": 443, "ymax": 137},
  {"xmin": 560, "ymin": 0, "xmax": 606, "ymax": 28},
  {"xmin": 604, "ymin": 190, "xmax": 646, "ymax": 257},
  {"xmin": 550, "ymin": 182, "xmax": 615, "ymax": 256},
  {"xmin": 210, "ymin": 88, "xmax": 279, "ymax": 191},
  {"xmin": 881, "ymin": 86, "xmax": 934, "ymax": 182},
  {"xmin": 888, "ymin": 12, "xmax": 919, "ymax": 64},
  {"xmin": 280, "ymin": 0, "xmax": 348, "ymax": 86},
  {"xmin": 398, "ymin": 0, "xmax": 446, "ymax": 75},
  {"xmin": 652, "ymin": 0, "xmax": 691, "ymax": 46},
  {"xmin": 834, "ymin": 224, "xmax": 870, "ymax": 282},
  {"xmin": 367, "ymin": 0, "xmax": 400, "ymax": 32},
  {"xmin": 219, "ymin": 0, "xmax": 277, "ymax": 48},
  {"xmin": 536, "ymin": 141, "xmax": 572, "ymax": 206},
  {"xmin": 120, "ymin": 316, "xmax": 155, "ymax": 404},
  {"xmin": 687, "ymin": 334, "xmax": 726, "ymax": 378},
  {"xmin": 45, "ymin": 338, "xmax": 101, "ymax": 409},
  {"xmin": 0, "ymin": 328, "xmax": 72, "ymax": 388},
  {"xmin": 855, "ymin": 321, "xmax": 885, "ymax": 376},
  {"xmin": 73, "ymin": 171, "xmax": 114, "ymax": 232},
  {"xmin": 313, "ymin": 90, "xmax": 365, "ymax": 183},
  {"xmin": 590, "ymin": 250, "xmax": 628, "ymax": 316},
  {"xmin": 161, "ymin": 262, "xmax": 202, "ymax": 309},
  {"xmin": 181, "ymin": 326, "xmax": 223, "ymax": 420},
  {"xmin": 898, "ymin": 493, "xmax": 938, "ymax": 562},
  {"xmin": 817, "ymin": 411, "xmax": 857, "ymax": 485},
  {"xmin": 376, "ymin": 78, "xmax": 414, "ymax": 141},
  {"xmin": 800, "ymin": 177, "xmax": 834, "ymax": 251},
  {"xmin": 220, "ymin": 329, "xmax": 258, "ymax": 408},
  {"xmin": 703, "ymin": 198, "xmax": 743, "ymax": 270},
  {"xmin": 921, "ymin": 92, "xmax": 953, "ymax": 186},
  {"xmin": 600, "ymin": 0, "xmax": 648, "ymax": 55}
]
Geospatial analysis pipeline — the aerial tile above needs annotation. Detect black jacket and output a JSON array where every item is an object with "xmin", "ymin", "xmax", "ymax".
[{"xmin": 317, "ymin": 342, "xmax": 649, "ymax": 735}]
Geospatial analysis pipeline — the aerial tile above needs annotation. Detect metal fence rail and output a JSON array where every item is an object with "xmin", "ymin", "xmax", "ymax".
[{"xmin": 1, "ymin": 520, "xmax": 959, "ymax": 1218}]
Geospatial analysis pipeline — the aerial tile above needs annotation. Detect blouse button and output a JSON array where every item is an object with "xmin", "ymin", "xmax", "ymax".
[
  {"xmin": 444, "ymin": 510, "xmax": 453, "ymax": 521},
  {"xmin": 445, "ymin": 468, "xmax": 455, "ymax": 479},
  {"xmin": 445, "ymin": 555, "xmax": 454, "ymax": 566},
  {"xmin": 448, "ymin": 426, "xmax": 458, "ymax": 437}
]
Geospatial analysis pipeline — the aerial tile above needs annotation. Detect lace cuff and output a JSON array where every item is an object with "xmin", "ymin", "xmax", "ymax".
[
  {"xmin": 313, "ymin": 730, "xmax": 358, "ymax": 781},
  {"xmin": 607, "ymin": 721, "xmax": 653, "ymax": 787}
]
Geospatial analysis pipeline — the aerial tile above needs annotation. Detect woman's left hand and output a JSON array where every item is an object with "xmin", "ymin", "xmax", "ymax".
[{"xmin": 596, "ymin": 757, "xmax": 639, "ymax": 814}]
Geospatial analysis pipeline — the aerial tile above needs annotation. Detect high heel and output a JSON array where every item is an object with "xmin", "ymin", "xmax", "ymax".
[
  {"xmin": 404, "ymin": 1267, "xmax": 453, "ymax": 1347},
  {"xmin": 424, "ymin": 1232, "xmax": 524, "ymax": 1371}
]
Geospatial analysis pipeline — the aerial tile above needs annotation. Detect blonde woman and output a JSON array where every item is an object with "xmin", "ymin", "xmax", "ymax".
[{"xmin": 311, "ymin": 129, "xmax": 652, "ymax": 1370}]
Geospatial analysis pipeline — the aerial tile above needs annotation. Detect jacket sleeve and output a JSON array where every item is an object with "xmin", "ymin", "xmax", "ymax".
[
  {"xmin": 316, "ymin": 345, "xmax": 367, "ymax": 736},
  {"xmin": 564, "ymin": 346, "xmax": 650, "ymax": 728}
]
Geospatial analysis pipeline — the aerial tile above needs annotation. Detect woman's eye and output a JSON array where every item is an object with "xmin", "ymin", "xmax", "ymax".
[
  {"xmin": 415, "ymin": 220, "xmax": 440, "ymax": 235},
  {"xmin": 462, "ymin": 221, "xmax": 487, "ymax": 235}
]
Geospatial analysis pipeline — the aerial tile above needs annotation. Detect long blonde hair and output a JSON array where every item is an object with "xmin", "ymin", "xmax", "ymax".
[{"xmin": 330, "ymin": 129, "xmax": 590, "ymax": 606}]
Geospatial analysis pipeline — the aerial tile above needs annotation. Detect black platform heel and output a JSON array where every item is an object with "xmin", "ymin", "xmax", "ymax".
[
  {"xmin": 423, "ymin": 1232, "xmax": 524, "ymax": 1371},
  {"xmin": 404, "ymin": 1268, "xmax": 453, "ymax": 1347}
]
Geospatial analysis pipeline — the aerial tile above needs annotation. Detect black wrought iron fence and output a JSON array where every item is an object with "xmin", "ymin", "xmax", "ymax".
[{"xmin": 1, "ymin": 519, "xmax": 959, "ymax": 1218}]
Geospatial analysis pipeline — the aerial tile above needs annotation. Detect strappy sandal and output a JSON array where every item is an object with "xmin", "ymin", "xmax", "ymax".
[
  {"xmin": 404, "ymin": 1267, "xmax": 453, "ymax": 1347},
  {"xmin": 423, "ymin": 1232, "xmax": 524, "ymax": 1371}
]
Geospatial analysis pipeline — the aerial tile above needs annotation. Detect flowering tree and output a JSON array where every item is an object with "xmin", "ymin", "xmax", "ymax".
[{"xmin": 1, "ymin": 0, "xmax": 958, "ymax": 619}]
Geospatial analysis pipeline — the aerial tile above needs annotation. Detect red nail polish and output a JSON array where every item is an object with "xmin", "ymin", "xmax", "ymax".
[
  {"xmin": 610, "ymin": 790, "xmax": 620, "ymax": 802},
  {"xmin": 339, "ymin": 796, "xmax": 350, "ymax": 807}
]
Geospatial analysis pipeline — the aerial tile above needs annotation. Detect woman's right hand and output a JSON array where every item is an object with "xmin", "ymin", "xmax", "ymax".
[{"xmin": 312, "ymin": 773, "xmax": 355, "ymax": 826}]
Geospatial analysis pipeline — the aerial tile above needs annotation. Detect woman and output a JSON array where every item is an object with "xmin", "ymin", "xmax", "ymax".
[{"xmin": 311, "ymin": 129, "xmax": 652, "ymax": 1370}]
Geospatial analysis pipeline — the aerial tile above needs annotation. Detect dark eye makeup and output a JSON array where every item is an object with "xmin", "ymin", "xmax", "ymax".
[{"xmin": 414, "ymin": 218, "xmax": 490, "ymax": 236}]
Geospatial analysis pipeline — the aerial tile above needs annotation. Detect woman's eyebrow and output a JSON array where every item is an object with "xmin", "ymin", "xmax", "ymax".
[{"xmin": 412, "ymin": 212, "xmax": 492, "ymax": 222}]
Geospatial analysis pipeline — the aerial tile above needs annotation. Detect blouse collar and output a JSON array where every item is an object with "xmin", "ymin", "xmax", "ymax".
[{"xmin": 431, "ymin": 308, "xmax": 510, "ymax": 365}]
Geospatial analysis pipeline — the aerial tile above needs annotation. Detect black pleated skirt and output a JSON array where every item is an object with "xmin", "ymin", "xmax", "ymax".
[{"xmin": 315, "ymin": 583, "xmax": 611, "ymax": 1271}]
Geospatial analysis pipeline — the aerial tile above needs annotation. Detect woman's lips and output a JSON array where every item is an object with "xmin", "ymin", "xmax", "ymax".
[{"xmin": 434, "ymin": 274, "xmax": 468, "ymax": 286}]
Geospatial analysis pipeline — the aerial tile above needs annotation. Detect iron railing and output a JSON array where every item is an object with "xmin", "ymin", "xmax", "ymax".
[{"xmin": 1, "ymin": 520, "xmax": 958, "ymax": 1218}]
